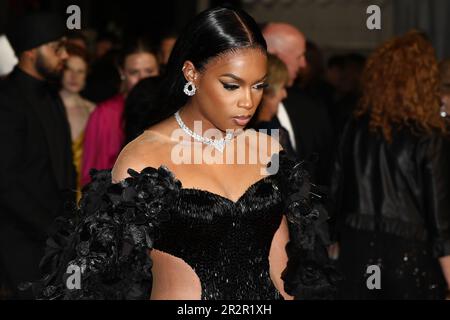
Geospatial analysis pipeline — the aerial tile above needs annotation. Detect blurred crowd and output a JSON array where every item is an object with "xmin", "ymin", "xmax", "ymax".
[{"xmin": 0, "ymin": 10, "xmax": 449, "ymax": 300}]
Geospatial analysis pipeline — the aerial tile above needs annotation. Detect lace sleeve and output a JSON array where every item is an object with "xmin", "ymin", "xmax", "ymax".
[
  {"xmin": 276, "ymin": 151, "xmax": 340, "ymax": 300},
  {"xmin": 26, "ymin": 166, "xmax": 180, "ymax": 300}
]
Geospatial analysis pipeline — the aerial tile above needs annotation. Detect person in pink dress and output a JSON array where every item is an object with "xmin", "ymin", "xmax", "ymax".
[{"xmin": 81, "ymin": 39, "xmax": 159, "ymax": 186}]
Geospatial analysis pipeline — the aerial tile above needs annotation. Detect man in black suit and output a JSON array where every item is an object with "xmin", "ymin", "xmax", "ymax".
[
  {"xmin": 0, "ymin": 13, "xmax": 76, "ymax": 299},
  {"xmin": 263, "ymin": 23, "xmax": 334, "ymax": 187}
]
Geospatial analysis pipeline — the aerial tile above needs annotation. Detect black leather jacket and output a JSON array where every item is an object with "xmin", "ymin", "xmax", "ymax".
[{"xmin": 330, "ymin": 116, "xmax": 450, "ymax": 258}]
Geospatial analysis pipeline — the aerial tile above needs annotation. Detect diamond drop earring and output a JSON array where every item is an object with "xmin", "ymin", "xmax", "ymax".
[{"xmin": 183, "ymin": 81, "xmax": 197, "ymax": 96}]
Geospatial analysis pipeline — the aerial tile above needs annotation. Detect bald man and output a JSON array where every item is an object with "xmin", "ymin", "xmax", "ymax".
[
  {"xmin": 263, "ymin": 23, "xmax": 307, "ymax": 87},
  {"xmin": 263, "ymin": 23, "xmax": 334, "ymax": 187}
]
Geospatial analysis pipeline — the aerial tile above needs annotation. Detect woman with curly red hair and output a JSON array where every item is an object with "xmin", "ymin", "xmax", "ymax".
[{"xmin": 330, "ymin": 30, "xmax": 450, "ymax": 299}]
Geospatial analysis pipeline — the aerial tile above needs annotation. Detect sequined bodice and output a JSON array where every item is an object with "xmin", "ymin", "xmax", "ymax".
[
  {"xmin": 33, "ymin": 151, "xmax": 338, "ymax": 301},
  {"xmin": 154, "ymin": 176, "xmax": 284, "ymax": 300}
]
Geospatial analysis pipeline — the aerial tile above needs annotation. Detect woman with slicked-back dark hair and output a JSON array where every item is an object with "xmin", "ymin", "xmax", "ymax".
[
  {"xmin": 30, "ymin": 7, "xmax": 337, "ymax": 300},
  {"xmin": 152, "ymin": 6, "xmax": 268, "ymax": 127}
]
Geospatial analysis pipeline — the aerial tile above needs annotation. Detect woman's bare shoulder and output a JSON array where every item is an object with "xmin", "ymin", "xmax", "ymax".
[{"xmin": 111, "ymin": 126, "xmax": 175, "ymax": 183}]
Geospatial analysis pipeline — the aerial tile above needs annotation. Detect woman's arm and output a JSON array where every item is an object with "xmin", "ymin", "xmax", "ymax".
[
  {"xmin": 422, "ymin": 135, "xmax": 450, "ymax": 299},
  {"xmin": 422, "ymin": 136, "xmax": 450, "ymax": 270},
  {"xmin": 439, "ymin": 256, "xmax": 450, "ymax": 299},
  {"xmin": 269, "ymin": 215, "xmax": 294, "ymax": 300}
]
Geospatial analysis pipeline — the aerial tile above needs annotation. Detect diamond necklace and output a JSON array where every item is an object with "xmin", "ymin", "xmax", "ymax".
[{"xmin": 174, "ymin": 111, "xmax": 234, "ymax": 152}]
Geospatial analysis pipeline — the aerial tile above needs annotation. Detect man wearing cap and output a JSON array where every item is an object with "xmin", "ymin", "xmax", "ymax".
[{"xmin": 0, "ymin": 12, "xmax": 76, "ymax": 299}]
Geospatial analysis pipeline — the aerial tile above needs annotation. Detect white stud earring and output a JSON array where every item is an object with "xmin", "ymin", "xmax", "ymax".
[{"xmin": 184, "ymin": 81, "xmax": 197, "ymax": 96}]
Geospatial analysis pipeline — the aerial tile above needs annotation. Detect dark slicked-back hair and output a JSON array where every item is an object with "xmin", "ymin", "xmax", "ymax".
[{"xmin": 149, "ymin": 6, "xmax": 267, "ymax": 127}]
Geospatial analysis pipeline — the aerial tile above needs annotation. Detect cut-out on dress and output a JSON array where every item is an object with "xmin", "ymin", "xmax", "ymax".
[{"xmin": 31, "ymin": 151, "xmax": 338, "ymax": 300}]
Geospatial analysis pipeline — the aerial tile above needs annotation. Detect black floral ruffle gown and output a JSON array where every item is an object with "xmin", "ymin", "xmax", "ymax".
[{"xmin": 30, "ymin": 151, "xmax": 338, "ymax": 300}]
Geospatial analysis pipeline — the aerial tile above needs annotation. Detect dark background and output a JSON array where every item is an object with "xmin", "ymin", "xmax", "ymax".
[
  {"xmin": 0, "ymin": 0, "xmax": 241, "ymax": 43},
  {"xmin": 1, "ymin": 0, "xmax": 450, "ymax": 58}
]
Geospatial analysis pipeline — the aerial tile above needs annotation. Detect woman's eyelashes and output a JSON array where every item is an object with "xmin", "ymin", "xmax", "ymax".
[
  {"xmin": 220, "ymin": 81, "xmax": 268, "ymax": 91},
  {"xmin": 221, "ymin": 82, "xmax": 239, "ymax": 91},
  {"xmin": 255, "ymin": 82, "xmax": 269, "ymax": 90}
]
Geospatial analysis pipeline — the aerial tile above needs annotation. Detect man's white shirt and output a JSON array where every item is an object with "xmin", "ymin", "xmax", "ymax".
[{"xmin": 277, "ymin": 102, "xmax": 296, "ymax": 151}]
